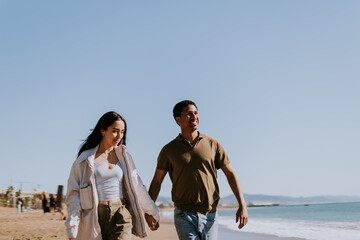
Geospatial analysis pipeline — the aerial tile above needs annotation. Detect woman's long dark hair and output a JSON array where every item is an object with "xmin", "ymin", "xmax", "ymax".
[{"xmin": 78, "ymin": 111, "xmax": 127, "ymax": 157}]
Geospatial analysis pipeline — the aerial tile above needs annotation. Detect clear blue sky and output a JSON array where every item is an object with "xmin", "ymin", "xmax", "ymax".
[{"xmin": 1, "ymin": 1, "xmax": 359, "ymax": 198}]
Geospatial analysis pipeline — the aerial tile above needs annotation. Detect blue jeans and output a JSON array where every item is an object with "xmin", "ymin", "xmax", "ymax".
[{"xmin": 174, "ymin": 207, "xmax": 218, "ymax": 240}]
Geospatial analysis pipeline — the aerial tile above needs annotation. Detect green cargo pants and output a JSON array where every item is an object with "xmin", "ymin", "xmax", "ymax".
[{"xmin": 98, "ymin": 199, "xmax": 132, "ymax": 240}]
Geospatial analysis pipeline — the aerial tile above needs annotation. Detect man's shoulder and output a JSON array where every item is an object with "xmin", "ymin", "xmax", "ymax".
[
  {"xmin": 157, "ymin": 136, "xmax": 179, "ymax": 161},
  {"xmin": 199, "ymin": 133, "xmax": 221, "ymax": 145},
  {"xmin": 169, "ymin": 135, "xmax": 180, "ymax": 144},
  {"xmin": 162, "ymin": 136, "xmax": 180, "ymax": 150}
]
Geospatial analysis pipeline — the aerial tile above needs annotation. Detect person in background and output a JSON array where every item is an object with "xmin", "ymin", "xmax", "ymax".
[
  {"xmin": 16, "ymin": 197, "xmax": 24, "ymax": 214},
  {"xmin": 49, "ymin": 194, "xmax": 56, "ymax": 213},
  {"xmin": 149, "ymin": 100, "xmax": 248, "ymax": 240},
  {"xmin": 65, "ymin": 111, "xmax": 159, "ymax": 240},
  {"xmin": 41, "ymin": 192, "xmax": 49, "ymax": 214}
]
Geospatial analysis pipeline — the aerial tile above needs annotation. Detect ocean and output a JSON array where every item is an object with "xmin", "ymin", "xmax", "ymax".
[{"xmin": 218, "ymin": 202, "xmax": 360, "ymax": 240}]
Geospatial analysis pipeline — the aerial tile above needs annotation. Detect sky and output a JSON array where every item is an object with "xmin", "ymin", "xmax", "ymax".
[{"xmin": 0, "ymin": 1, "xmax": 359, "ymax": 198}]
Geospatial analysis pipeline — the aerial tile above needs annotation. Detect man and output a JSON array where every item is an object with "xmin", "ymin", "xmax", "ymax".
[{"xmin": 149, "ymin": 100, "xmax": 248, "ymax": 240}]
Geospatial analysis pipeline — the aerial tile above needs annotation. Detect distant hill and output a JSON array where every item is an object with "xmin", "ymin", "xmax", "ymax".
[
  {"xmin": 155, "ymin": 196, "xmax": 173, "ymax": 207},
  {"xmin": 220, "ymin": 194, "xmax": 360, "ymax": 206},
  {"xmin": 155, "ymin": 194, "xmax": 360, "ymax": 208},
  {"xmin": 157, "ymin": 196, "xmax": 172, "ymax": 203}
]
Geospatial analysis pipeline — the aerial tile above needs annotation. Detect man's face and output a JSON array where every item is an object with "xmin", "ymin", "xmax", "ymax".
[{"xmin": 176, "ymin": 104, "xmax": 199, "ymax": 131}]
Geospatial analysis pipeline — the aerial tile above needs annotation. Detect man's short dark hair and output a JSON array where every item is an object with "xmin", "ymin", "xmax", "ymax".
[{"xmin": 173, "ymin": 100, "xmax": 198, "ymax": 119}]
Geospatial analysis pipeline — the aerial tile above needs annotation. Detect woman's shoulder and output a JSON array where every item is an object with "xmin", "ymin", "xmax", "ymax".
[
  {"xmin": 115, "ymin": 145, "xmax": 132, "ymax": 156},
  {"xmin": 115, "ymin": 145, "xmax": 136, "ymax": 166},
  {"xmin": 75, "ymin": 147, "xmax": 97, "ymax": 163}
]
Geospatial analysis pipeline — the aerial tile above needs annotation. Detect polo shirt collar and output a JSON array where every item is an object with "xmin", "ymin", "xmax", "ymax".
[{"xmin": 176, "ymin": 131, "xmax": 204, "ymax": 142}]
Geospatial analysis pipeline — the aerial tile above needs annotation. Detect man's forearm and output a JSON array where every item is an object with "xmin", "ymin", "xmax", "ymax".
[
  {"xmin": 227, "ymin": 173, "xmax": 246, "ymax": 206},
  {"xmin": 148, "ymin": 181, "xmax": 161, "ymax": 202},
  {"xmin": 148, "ymin": 169, "xmax": 167, "ymax": 202},
  {"xmin": 222, "ymin": 165, "xmax": 247, "ymax": 207}
]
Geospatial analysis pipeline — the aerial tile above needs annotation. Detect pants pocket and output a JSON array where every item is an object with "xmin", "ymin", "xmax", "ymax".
[
  {"xmin": 174, "ymin": 207, "xmax": 186, "ymax": 217},
  {"xmin": 117, "ymin": 205, "xmax": 132, "ymax": 223}
]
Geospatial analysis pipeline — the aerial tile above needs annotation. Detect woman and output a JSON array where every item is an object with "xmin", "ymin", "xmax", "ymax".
[{"xmin": 65, "ymin": 112, "xmax": 159, "ymax": 240}]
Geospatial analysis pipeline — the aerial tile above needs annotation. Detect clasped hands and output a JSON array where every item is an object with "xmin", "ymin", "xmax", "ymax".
[{"xmin": 145, "ymin": 213, "xmax": 159, "ymax": 231}]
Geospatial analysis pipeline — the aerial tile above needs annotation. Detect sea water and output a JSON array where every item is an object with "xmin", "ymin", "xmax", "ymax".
[{"xmin": 218, "ymin": 202, "xmax": 360, "ymax": 240}]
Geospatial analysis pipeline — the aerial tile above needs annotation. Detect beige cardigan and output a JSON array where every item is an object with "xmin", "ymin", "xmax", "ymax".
[{"xmin": 65, "ymin": 145, "xmax": 159, "ymax": 239}]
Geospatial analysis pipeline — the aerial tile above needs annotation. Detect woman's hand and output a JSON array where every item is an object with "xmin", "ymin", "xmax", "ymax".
[{"xmin": 145, "ymin": 213, "xmax": 159, "ymax": 231}]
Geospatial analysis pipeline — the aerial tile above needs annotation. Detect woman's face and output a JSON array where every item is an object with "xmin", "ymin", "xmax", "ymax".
[{"xmin": 101, "ymin": 120, "xmax": 125, "ymax": 147}]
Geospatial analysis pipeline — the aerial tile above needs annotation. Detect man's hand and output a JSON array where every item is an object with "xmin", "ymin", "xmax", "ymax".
[
  {"xmin": 145, "ymin": 213, "xmax": 159, "ymax": 231},
  {"xmin": 235, "ymin": 206, "xmax": 248, "ymax": 229}
]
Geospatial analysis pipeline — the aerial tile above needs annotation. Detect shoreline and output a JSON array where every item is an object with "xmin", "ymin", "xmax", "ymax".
[
  {"xmin": 219, "ymin": 224, "xmax": 307, "ymax": 240},
  {"xmin": 153, "ymin": 208, "xmax": 307, "ymax": 240}
]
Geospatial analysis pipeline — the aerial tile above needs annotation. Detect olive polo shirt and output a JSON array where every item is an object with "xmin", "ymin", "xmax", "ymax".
[{"xmin": 157, "ymin": 132, "xmax": 230, "ymax": 214}]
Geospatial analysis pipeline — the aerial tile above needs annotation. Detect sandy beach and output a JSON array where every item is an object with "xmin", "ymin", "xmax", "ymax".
[
  {"xmin": 0, "ymin": 207, "xmax": 67, "ymax": 240},
  {"xmin": 0, "ymin": 207, "xmax": 303, "ymax": 240}
]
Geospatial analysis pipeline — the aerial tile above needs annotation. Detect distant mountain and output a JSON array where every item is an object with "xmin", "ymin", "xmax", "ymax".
[
  {"xmin": 220, "ymin": 194, "xmax": 360, "ymax": 206},
  {"xmin": 155, "ymin": 194, "xmax": 360, "ymax": 207},
  {"xmin": 155, "ymin": 196, "xmax": 173, "ymax": 207},
  {"xmin": 157, "ymin": 195, "xmax": 172, "ymax": 203}
]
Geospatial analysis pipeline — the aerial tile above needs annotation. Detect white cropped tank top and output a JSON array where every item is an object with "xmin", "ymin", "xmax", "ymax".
[{"xmin": 94, "ymin": 161, "xmax": 124, "ymax": 201}]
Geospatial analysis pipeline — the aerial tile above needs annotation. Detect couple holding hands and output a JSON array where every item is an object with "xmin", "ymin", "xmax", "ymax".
[{"xmin": 65, "ymin": 100, "xmax": 248, "ymax": 240}]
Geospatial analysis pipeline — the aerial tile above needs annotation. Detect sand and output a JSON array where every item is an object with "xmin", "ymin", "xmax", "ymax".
[
  {"xmin": 0, "ymin": 207, "xmax": 177, "ymax": 240},
  {"xmin": 0, "ymin": 207, "xmax": 304, "ymax": 240},
  {"xmin": 0, "ymin": 207, "xmax": 67, "ymax": 240},
  {"xmin": 133, "ymin": 216, "xmax": 178, "ymax": 240}
]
